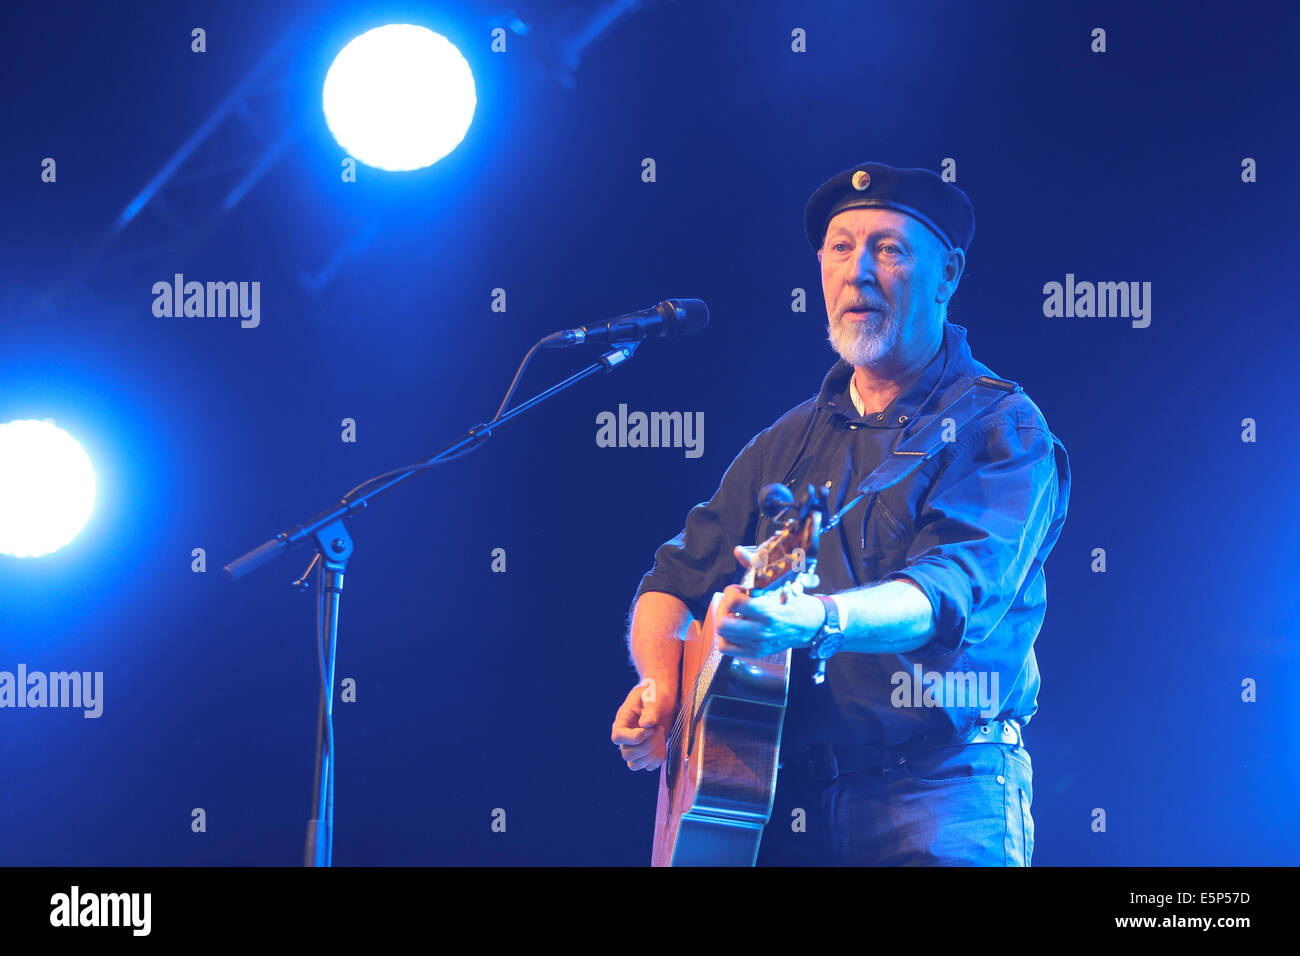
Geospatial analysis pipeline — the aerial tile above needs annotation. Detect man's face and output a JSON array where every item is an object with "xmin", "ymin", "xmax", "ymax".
[{"xmin": 817, "ymin": 207, "xmax": 960, "ymax": 369}]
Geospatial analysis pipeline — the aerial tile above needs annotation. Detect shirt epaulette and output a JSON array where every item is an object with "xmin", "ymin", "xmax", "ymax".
[{"xmin": 973, "ymin": 374, "xmax": 1019, "ymax": 392}]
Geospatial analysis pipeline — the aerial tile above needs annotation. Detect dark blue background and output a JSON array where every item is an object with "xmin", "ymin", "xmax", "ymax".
[{"xmin": 1, "ymin": 0, "xmax": 1297, "ymax": 865}]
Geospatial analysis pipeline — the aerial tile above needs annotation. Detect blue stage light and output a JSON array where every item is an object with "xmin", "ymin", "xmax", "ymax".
[
  {"xmin": 0, "ymin": 420, "xmax": 96, "ymax": 558},
  {"xmin": 323, "ymin": 24, "xmax": 477, "ymax": 172}
]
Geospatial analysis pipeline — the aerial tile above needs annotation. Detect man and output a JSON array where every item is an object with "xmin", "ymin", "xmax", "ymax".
[{"xmin": 610, "ymin": 162, "xmax": 1071, "ymax": 865}]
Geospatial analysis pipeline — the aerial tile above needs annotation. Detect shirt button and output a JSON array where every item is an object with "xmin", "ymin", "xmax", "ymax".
[
  {"xmin": 898, "ymin": 415, "xmax": 908, "ymax": 423},
  {"xmin": 875, "ymin": 413, "xmax": 884, "ymax": 421},
  {"xmin": 996, "ymin": 775, "xmax": 1006, "ymax": 785}
]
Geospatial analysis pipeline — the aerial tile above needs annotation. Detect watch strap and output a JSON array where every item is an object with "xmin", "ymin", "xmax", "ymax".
[{"xmin": 810, "ymin": 594, "xmax": 847, "ymax": 659}]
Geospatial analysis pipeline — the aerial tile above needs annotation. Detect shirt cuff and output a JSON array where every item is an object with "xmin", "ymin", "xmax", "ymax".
[{"xmin": 883, "ymin": 570, "xmax": 959, "ymax": 657}]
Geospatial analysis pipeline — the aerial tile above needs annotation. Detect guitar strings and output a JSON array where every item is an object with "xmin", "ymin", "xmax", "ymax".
[{"xmin": 662, "ymin": 480, "xmax": 848, "ymax": 774}]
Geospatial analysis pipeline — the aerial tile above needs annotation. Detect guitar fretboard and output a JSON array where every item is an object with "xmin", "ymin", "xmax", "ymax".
[{"xmin": 667, "ymin": 525, "xmax": 810, "ymax": 765}]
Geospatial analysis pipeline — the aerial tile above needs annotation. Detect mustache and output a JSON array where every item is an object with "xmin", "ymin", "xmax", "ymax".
[{"xmin": 842, "ymin": 299, "xmax": 888, "ymax": 312}]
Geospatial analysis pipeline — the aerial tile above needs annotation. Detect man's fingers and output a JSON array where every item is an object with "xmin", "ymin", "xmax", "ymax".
[
  {"xmin": 612, "ymin": 715, "xmax": 654, "ymax": 743},
  {"xmin": 734, "ymin": 545, "xmax": 757, "ymax": 568},
  {"xmin": 621, "ymin": 736, "xmax": 656, "ymax": 758},
  {"xmin": 717, "ymin": 613, "xmax": 765, "ymax": 639},
  {"xmin": 613, "ymin": 728, "xmax": 653, "ymax": 748},
  {"xmin": 718, "ymin": 584, "xmax": 751, "ymax": 619},
  {"xmin": 620, "ymin": 731, "xmax": 663, "ymax": 765},
  {"xmin": 627, "ymin": 752, "xmax": 662, "ymax": 771},
  {"xmin": 615, "ymin": 686, "xmax": 669, "ymax": 768},
  {"xmin": 716, "ymin": 618, "xmax": 764, "ymax": 655},
  {"xmin": 612, "ymin": 700, "xmax": 640, "ymax": 731},
  {"xmin": 721, "ymin": 584, "xmax": 774, "ymax": 624},
  {"xmin": 624, "ymin": 731, "xmax": 665, "ymax": 769},
  {"xmin": 718, "ymin": 638, "xmax": 759, "ymax": 656},
  {"xmin": 612, "ymin": 698, "xmax": 654, "ymax": 744}
]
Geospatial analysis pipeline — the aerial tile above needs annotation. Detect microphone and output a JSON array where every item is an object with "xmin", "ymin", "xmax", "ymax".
[
  {"xmin": 759, "ymin": 483, "xmax": 795, "ymax": 521},
  {"xmin": 540, "ymin": 298, "xmax": 708, "ymax": 349}
]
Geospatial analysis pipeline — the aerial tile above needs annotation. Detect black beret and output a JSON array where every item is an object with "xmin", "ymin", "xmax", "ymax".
[{"xmin": 804, "ymin": 162, "xmax": 975, "ymax": 254}]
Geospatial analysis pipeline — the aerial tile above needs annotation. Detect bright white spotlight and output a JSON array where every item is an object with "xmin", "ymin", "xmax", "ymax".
[
  {"xmin": 323, "ymin": 24, "xmax": 477, "ymax": 172},
  {"xmin": 0, "ymin": 420, "xmax": 97, "ymax": 558}
]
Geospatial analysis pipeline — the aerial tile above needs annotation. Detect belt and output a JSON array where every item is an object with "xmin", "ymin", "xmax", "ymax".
[{"xmin": 797, "ymin": 718, "xmax": 1024, "ymax": 783}]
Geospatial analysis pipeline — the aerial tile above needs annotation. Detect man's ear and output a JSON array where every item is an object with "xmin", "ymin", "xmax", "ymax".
[
  {"xmin": 817, "ymin": 249, "xmax": 823, "ymax": 266},
  {"xmin": 937, "ymin": 247, "xmax": 964, "ymax": 303},
  {"xmin": 947, "ymin": 247, "xmax": 965, "ymax": 283}
]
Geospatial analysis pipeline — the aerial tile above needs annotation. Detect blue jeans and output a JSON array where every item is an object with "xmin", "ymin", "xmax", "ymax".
[{"xmin": 756, "ymin": 742, "xmax": 1035, "ymax": 866}]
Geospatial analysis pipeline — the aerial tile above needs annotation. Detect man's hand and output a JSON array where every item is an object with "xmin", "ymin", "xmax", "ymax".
[
  {"xmin": 715, "ymin": 544, "xmax": 826, "ymax": 656},
  {"xmin": 611, "ymin": 678, "xmax": 678, "ymax": 772}
]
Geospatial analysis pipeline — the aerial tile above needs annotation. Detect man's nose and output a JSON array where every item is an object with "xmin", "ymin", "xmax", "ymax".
[{"xmin": 850, "ymin": 248, "xmax": 876, "ymax": 281}]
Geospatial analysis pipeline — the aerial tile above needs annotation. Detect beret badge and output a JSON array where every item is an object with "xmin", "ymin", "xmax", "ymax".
[{"xmin": 851, "ymin": 170, "xmax": 872, "ymax": 191}]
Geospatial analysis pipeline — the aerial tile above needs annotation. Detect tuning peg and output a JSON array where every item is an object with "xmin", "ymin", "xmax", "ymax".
[{"xmin": 800, "ymin": 484, "xmax": 818, "ymax": 519}]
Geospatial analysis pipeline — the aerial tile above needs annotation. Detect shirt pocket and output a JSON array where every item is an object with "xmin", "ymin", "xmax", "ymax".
[{"xmin": 859, "ymin": 492, "xmax": 913, "ymax": 581}]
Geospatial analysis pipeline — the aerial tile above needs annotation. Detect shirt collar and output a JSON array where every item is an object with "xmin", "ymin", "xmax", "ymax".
[{"xmin": 817, "ymin": 321, "xmax": 969, "ymax": 429}]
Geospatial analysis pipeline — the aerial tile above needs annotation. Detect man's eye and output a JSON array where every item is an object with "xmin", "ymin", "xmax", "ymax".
[
  {"xmin": 832, "ymin": 242, "xmax": 850, "ymax": 253},
  {"xmin": 880, "ymin": 244, "xmax": 901, "ymax": 254}
]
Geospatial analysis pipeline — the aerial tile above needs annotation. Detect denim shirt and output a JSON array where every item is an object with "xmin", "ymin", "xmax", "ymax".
[{"xmin": 632, "ymin": 321, "xmax": 1072, "ymax": 749}]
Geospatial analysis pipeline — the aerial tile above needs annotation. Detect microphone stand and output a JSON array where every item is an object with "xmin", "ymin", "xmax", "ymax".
[{"xmin": 223, "ymin": 340, "xmax": 642, "ymax": 866}]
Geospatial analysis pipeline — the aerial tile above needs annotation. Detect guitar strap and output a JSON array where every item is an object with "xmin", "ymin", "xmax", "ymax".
[
  {"xmin": 815, "ymin": 374, "xmax": 1021, "ymax": 534},
  {"xmin": 856, "ymin": 373, "xmax": 1021, "ymax": 498}
]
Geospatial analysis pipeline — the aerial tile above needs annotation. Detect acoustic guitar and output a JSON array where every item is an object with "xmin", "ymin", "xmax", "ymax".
[{"xmin": 651, "ymin": 481, "xmax": 833, "ymax": 866}]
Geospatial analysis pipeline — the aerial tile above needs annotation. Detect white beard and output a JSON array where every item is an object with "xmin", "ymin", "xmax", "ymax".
[{"xmin": 827, "ymin": 309, "xmax": 898, "ymax": 367}]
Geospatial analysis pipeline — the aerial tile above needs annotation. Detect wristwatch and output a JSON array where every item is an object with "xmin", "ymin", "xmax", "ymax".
[{"xmin": 808, "ymin": 594, "xmax": 847, "ymax": 660}]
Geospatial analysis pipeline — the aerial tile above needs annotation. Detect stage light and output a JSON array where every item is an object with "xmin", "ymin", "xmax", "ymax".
[
  {"xmin": 0, "ymin": 420, "xmax": 96, "ymax": 558},
  {"xmin": 323, "ymin": 24, "xmax": 477, "ymax": 172}
]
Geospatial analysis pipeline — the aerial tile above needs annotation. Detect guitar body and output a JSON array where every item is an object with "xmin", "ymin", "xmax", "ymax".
[{"xmin": 651, "ymin": 593, "xmax": 791, "ymax": 867}]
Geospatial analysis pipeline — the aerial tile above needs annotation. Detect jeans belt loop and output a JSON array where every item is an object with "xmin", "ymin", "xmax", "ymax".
[{"xmin": 980, "ymin": 717, "xmax": 1022, "ymax": 747}]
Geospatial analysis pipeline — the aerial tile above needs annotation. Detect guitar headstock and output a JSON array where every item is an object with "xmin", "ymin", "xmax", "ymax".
[{"xmin": 742, "ymin": 481, "xmax": 835, "ymax": 597}]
